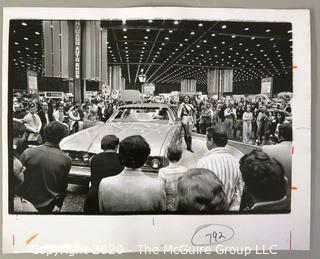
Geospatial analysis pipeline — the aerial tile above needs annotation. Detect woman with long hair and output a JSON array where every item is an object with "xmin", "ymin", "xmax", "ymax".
[
  {"xmin": 271, "ymin": 112, "xmax": 289, "ymax": 142},
  {"xmin": 178, "ymin": 95, "xmax": 195, "ymax": 152},
  {"xmin": 242, "ymin": 105, "xmax": 253, "ymax": 144}
]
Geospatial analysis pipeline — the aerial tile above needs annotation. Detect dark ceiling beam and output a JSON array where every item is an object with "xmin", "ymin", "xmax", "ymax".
[
  {"xmin": 127, "ymin": 63, "xmax": 131, "ymax": 83},
  {"xmin": 118, "ymin": 39, "xmax": 155, "ymax": 44},
  {"xmin": 103, "ymin": 25, "xmax": 290, "ymax": 40},
  {"xmin": 111, "ymin": 29, "xmax": 124, "ymax": 64},
  {"xmin": 148, "ymin": 22, "xmax": 220, "ymax": 83},
  {"xmin": 144, "ymin": 31, "xmax": 290, "ymax": 84},
  {"xmin": 116, "ymin": 49, "xmax": 170, "ymax": 53},
  {"xmin": 102, "ymin": 24, "xmax": 208, "ymax": 32},
  {"xmin": 144, "ymin": 62, "xmax": 165, "ymax": 84},
  {"xmin": 112, "ymin": 29, "xmax": 130, "ymax": 84},
  {"xmin": 148, "ymin": 34, "xmax": 290, "ymax": 83},
  {"xmin": 161, "ymin": 62, "xmax": 289, "ymax": 84},
  {"xmin": 151, "ymin": 62, "xmax": 189, "ymax": 83},
  {"xmin": 195, "ymin": 35, "xmax": 287, "ymax": 70},
  {"xmin": 118, "ymin": 39, "xmax": 193, "ymax": 46},
  {"xmin": 134, "ymin": 64, "xmax": 141, "ymax": 84},
  {"xmin": 216, "ymin": 32, "xmax": 290, "ymax": 41},
  {"xmin": 10, "ymin": 19, "xmax": 292, "ymax": 85},
  {"xmin": 110, "ymin": 62, "xmax": 162, "ymax": 66},
  {"xmin": 164, "ymin": 71, "xmax": 207, "ymax": 84},
  {"xmin": 186, "ymin": 37, "xmax": 245, "ymax": 69},
  {"xmin": 112, "ymin": 29, "xmax": 129, "ymax": 83},
  {"xmin": 174, "ymin": 63, "xmax": 291, "ymax": 71},
  {"xmin": 144, "ymin": 65, "xmax": 153, "ymax": 77},
  {"xmin": 161, "ymin": 67, "xmax": 193, "ymax": 83},
  {"xmin": 140, "ymin": 21, "xmax": 165, "ymax": 82},
  {"xmin": 11, "ymin": 59, "xmax": 42, "ymax": 63},
  {"xmin": 144, "ymin": 63, "xmax": 166, "ymax": 84}
]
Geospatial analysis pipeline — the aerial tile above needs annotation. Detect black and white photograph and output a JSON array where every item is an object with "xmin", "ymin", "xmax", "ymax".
[
  {"xmin": 8, "ymin": 18, "xmax": 293, "ymax": 214},
  {"xmin": 2, "ymin": 7, "xmax": 311, "ymax": 253}
]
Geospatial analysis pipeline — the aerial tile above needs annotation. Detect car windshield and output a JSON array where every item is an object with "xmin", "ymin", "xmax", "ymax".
[{"xmin": 111, "ymin": 107, "xmax": 170, "ymax": 123}]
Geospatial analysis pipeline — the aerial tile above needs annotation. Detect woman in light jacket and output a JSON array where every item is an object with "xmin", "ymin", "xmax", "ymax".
[{"xmin": 242, "ymin": 105, "xmax": 253, "ymax": 144}]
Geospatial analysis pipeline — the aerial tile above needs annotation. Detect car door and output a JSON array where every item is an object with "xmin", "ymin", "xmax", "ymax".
[{"xmin": 168, "ymin": 107, "xmax": 183, "ymax": 145}]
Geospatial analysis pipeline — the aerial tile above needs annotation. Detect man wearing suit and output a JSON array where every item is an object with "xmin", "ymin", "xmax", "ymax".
[
  {"xmin": 22, "ymin": 102, "xmax": 42, "ymax": 145},
  {"xmin": 19, "ymin": 121, "xmax": 71, "ymax": 213},
  {"xmin": 99, "ymin": 135, "xmax": 166, "ymax": 213},
  {"xmin": 84, "ymin": 135, "xmax": 124, "ymax": 214},
  {"xmin": 38, "ymin": 102, "xmax": 54, "ymax": 137}
]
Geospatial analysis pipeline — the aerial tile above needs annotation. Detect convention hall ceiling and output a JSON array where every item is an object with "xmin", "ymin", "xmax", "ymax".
[{"xmin": 9, "ymin": 19, "xmax": 292, "ymax": 85}]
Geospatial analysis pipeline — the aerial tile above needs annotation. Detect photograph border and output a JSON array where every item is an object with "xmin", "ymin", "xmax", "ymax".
[{"xmin": 2, "ymin": 6, "xmax": 311, "ymax": 253}]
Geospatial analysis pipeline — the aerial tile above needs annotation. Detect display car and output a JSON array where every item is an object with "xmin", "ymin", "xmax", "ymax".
[{"xmin": 59, "ymin": 103, "xmax": 182, "ymax": 186}]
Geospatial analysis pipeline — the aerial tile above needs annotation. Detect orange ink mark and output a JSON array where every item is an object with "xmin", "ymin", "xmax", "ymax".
[
  {"xmin": 292, "ymin": 65, "xmax": 298, "ymax": 69},
  {"xmin": 26, "ymin": 233, "xmax": 38, "ymax": 245}
]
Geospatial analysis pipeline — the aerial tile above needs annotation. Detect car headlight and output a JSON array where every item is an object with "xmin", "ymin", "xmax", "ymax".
[
  {"xmin": 150, "ymin": 158, "xmax": 161, "ymax": 169},
  {"xmin": 64, "ymin": 151, "xmax": 93, "ymax": 166},
  {"xmin": 146, "ymin": 156, "xmax": 169, "ymax": 170},
  {"xmin": 83, "ymin": 153, "xmax": 90, "ymax": 163}
]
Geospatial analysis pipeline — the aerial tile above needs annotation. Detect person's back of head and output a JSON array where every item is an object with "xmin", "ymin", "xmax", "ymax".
[
  {"xmin": 167, "ymin": 144, "xmax": 182, "ymax": 163},
  {"xmin": 177, "ymin": 168, "xmax": 228, "ymax": 212},
  {"xmin": 119, "ymin": 135, "xmax": 150, "ymax": 169},
  {"xmin": 43, "ymin": 121, "xmax": 67, "ymax": 145},
  {"xmin": 206, "ymin": 126, "xmax": 228, "ymax": 148},
  {"xmin": 13, "ymin": 121, "xmax": 27, "ymax": 138},
  {"xmin": 101, "ymin": 135, "xmax": 119, "ymax": 150},
  {"xmin": 278, "ymin": 123, "xmax": 292, "ymax": 141},
  {"xmin": 239, "ymin": 150, "xmax": 287, "ymax": 202}
]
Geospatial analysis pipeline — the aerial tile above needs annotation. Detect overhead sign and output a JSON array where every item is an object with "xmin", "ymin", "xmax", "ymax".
[
  {"xmin": 27, "ymin": 70, "xmax": 38, "ymax": 93},
  {"xmin": 46, "ymin": 92, "xmax": 63, "ymax": 98},
  {"xmin": 74, "ymin": 21, "xmax": 81, "ymax": 79},
  {"xmin": 142, "ymin": 83, "xmax": 155, "ymax": 96},
  {"xmin": 102, "ymin": 84, "xmax": 111, "ymax": 97},
  {"xmin": 73, "ymin": 20, "xmax": 82, "ymax": 102},
  {"xmin": 38, "ymin": 91, "xmax": 64, "ymax": 99},
  {"xmin": 121, "ymin": 90, "xmax": 141, "ymax": 102},
  {"xmin": 261, "ymin": 77, "xmax": 273, "ymax": 97}
]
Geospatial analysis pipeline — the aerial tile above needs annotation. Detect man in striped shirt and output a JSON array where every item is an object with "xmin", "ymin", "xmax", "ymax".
[{"xmin": 196, "ymin": 126, "xmax": 244, "ymax": 210}]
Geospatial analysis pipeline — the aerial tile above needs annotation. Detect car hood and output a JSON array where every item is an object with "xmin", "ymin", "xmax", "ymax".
[{"xmin": 60, "ymin": 122, "xmax": 174, "ymax": 156}]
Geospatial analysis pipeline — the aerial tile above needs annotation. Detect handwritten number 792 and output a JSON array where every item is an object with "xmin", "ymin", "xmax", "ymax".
[{"xmin": 205, "ymin": 231, "xmax": 226, "ymax": 244}]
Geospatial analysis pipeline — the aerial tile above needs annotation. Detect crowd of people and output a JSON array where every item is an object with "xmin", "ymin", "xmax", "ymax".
[
  {"xmin": 13, "ymin": 91, "xmax": 292, "ymax": 150},
  {"xmin": 11, "ymin": 91, "xmax": 292, "ymax": 214},
  {"xmin": 12, "ymin": 118, "xmax": 292, "ymax": 214},
  {"xmin": 189, "ymin": 96, "xmax": 291, "ymax": 146},
  {"xmin": 13, "ymin": 92, "xmax": 122, "ymax": 143}
]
